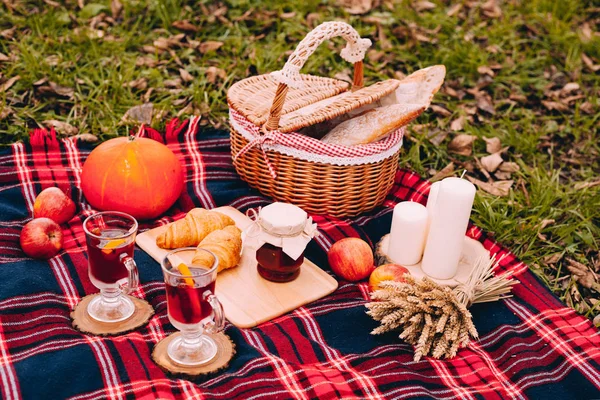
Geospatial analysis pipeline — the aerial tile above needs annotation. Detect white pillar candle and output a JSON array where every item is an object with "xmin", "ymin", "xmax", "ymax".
[
  {"xmin": 421, "ymin": 177, "xmax": 476, "ymax": 279},
  {"xmin": 388, "ymin": 201, "xmax": 429, "ymax": 265}
]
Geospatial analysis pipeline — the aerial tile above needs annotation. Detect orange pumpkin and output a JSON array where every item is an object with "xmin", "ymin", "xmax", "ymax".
[{"xmin": 81, "ymin": 136, "xmax": 184, "ymax": 220}]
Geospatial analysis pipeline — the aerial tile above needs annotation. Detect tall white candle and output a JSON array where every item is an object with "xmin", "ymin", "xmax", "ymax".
[
  {"xmin": 421, "ymin": 177, "xmax": 476, "ymax": 279},
  {"xmin": 388, "ymin": 201, "xmax": 428, "ymax": 265}
]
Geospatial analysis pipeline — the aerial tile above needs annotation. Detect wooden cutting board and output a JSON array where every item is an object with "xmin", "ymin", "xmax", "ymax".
[{"xmin": 135, "ymin": 206, "xmax": 338, "ymax": 328}]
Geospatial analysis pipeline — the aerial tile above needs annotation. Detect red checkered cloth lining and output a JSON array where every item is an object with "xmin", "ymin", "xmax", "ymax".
[
  {"xmin": 230, "ymin": 109, "xmax": 404, "ymax": 178},
  {"xmin": 0, "ymin": 118, "xmax": 599, "ymax": 400}
]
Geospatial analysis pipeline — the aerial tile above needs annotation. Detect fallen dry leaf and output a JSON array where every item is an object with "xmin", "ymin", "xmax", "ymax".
[
  {"xmin": 446, "ymin": 3, "xmax": 462, "ymax": 16},
  {"xmin": 164, "ymin": 78, "xmax": 182, "ymax": 88},
  {"xmin": 467, "ymin": 177, "xmax": 513, "ymax": 196},
  {"xmin": 430, "ymin": 104, "xmax": 451, "ymax": 117},
  {"xmin": 579, "ymin": 22, "xmax": 593, "ymax": 43},
  {"xmin": 543, "ymin": 253, "xmax": 562, "ymax": 265},
  {"xmin": 541, "ymin": 100, "xmax": 569, "ymax": 112},
  {"xmin": 179, "ymin": 68, "xmax": 194, "ymax": 83},
  {"xmin": 0, "ymin": 52, "xmax": 8, "ymax": 62},
  {"xmin": 426, "ymin": 129, "xmax": 448, "ymax": 146},
  {"xmin": 494, "ymin": 171, "xmax": 512, "ymax": 180},
  {"xmin": 0, "ymin": 27, "xmax": 16, "ymax": 39},
  {"xmin": 45, "ymin": 55, "xmax": 60, "ymax": 66},
  {"xmin": 498, "ymin": 161, "xmax": 520, "ymax": 173},
  {"xmin": 540, "ymin": 219, "xmax": 555, "ymax": 229},
  {"xmin": 430, "ymin": 162, "xmax": 455, "ymax": 182},
  {"xmin": 477, "ymin": 65, "xmax": 495, "ymax": 77},
  {"xmin": 142, "ymin": 88, "xmax": 154, "ymax": 103},
  {"xmin": 413, "ymin": 1, "xmax": 436, "ymax": 12},
  {"xmin": 153, "ymin": 36, "xmax": 183, "ymax": 51},
  {"xmin": 43, "ymin": 120, "xmax": 79, "ymax": 135},
  {"xmin": 122, "ymin": 103, "xmax": 153, "ymax": 124},
  {"xmin": 483, "ymin": 136, "xmax": 502, "ymax": 153},
  {"xmin": 73, "ymin": 133, "xmax": 99, "ymax": 143},
  {"xmin": 41, "ymin": 81, "xmax": 74, "ymax": 98},
  {"xmin": 562, "ymin": 82, "xmax": 580, "ymax": 94},
  {"xmin": 480, "ymin": 152, "xmax": 503, "ymax": 172},
  {"xmin": 574, "ymin": 180, "xmax": 600, "ymax": 190},
  {"xmin": 481, "ymin": 0, "xmax": 502, "ymax": 18},
  {"xmin": 475, "ymin": 92, "xmax": 495, "ymax": 114},
  {"xmin": 0, "ymin": 75, "xmax": 20, "ymax": 92},
  {"xmin": 448, "ymin": 134, "xmax": 477, "ymax": 156},
  {"xmin": 581, "ymin": 53, "xmax": 600, "ymax": 72},
  {"xmin": 199, "ymin": 41, "xmax": 224, "ymax": 54},
  {"xmin": 136, "ymin": 56, "xmax": 158, "ymax": 68},
  {"xmin": 111, "ymin": 0, "xmax": 123, "ymax": 19},
  {"xmin": 450, "ymin": 115, "xmax": 465, "ymax": 131},
  {"xmin": 280, "ymin": 11, "xmax": 296, "ymax": 19},
  {"xmin": 206, "ymin": 66, "xmax": 226, "ymax": 83},
  {"xmin": 509, "ymin": 93, "xmax": 527, "ymax": 103},
  {"xmin": 337, "ymin": 0, "xmax": 378, "ymax": 14},
  {"xmin": 0, "ymin": 107, "xmax": 12, "ymax": 120},
  {"xmin": 580, "ymin": 102, "xmax": 594, "ymax": 114},
  {"xmin": 306, "ymin": 12, "xmax": 321, "ymax": 27},
  {"xmin": 566, "ymin": 258, "xmax": 597, "ymax": 290},
  {"xmin": 123, "ymin": 77, "xmax": 148, "ymax": 90},
  {"xmin": 172, "ymin": 20, "xmax": 198, "ymax": 32}
]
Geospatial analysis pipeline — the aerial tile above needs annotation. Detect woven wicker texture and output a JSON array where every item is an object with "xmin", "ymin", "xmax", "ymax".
[
  {"xmin": 271, "ymin": 21, "xmax": 371, "ymax": 89},
  {"xmin": 230, "ymin": 128, "xmax": 401, "ymax": 217},
  {"xmin": 227, "ymin": 74, "xmax": 349, "ymax": 128},
  {"xmin": 227, "ymin": 21, "xmax": 402, "ymax": 217},
  {"xmin": 278, "ymin": 79, "xmax": 400, "ymax": 133}
]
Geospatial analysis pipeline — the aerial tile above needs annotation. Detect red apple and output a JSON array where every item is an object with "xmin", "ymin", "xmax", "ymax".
[
  {"xmin": 20, "ymin": 218, "xmax": 63, "ymax": 259},
  {"xmin": 327, "ymin": 237, "xmax": 374, "ymax": 282},
  {"xmin": 369, "ymin": 264, "xmax": 410, "ymax": 292},
  {"xmin": 33, "ymin": 187, "xmax": 76, "ymax": 224}
]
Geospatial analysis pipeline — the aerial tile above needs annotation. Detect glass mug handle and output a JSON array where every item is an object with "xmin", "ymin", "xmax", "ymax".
[
  {"xmin": 203, "ymin": 291, "xmax": 225, "ymax": 334},
  {"xmin": 118, "ymin": 253, "xmax": 139, "ymax": 294}
]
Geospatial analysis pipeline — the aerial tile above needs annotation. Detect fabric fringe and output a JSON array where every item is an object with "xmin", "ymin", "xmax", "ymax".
[{"xmin": 29, "ymin": 127, "xmax": 59, "ymax": 150}]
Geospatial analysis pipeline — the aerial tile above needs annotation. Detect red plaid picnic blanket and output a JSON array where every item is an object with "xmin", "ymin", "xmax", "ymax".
[{"xmin": 0, "ymin": 117, "xmax": 599, "ymax": 399}]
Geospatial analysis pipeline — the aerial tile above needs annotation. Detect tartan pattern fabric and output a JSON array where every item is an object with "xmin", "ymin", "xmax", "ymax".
[{"xmin": 0, "ymin": 118, "xmax": 599, "ymax": 400}]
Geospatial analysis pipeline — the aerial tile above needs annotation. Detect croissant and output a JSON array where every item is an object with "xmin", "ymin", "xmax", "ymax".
[
  {"xmin": 156, "ymin": 208, "xmax": 235, "ymax": 249},
  {"xmin": 192, "ymin": 225, "xmax": 242, "ymax": 273}
]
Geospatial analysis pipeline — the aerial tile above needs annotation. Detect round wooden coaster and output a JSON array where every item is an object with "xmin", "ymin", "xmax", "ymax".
[
  {"xmin": 71, "ymin": 294, "xmax": 154, "ymax": 336},
  {"xmin": 152, "ymin": 332, "xmax": 236, "ymax": 378}
]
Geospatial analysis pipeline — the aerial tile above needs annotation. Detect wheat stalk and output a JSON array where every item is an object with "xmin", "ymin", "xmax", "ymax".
[{"xmin": 366, "ymin": 256, "xmax": 515, "ymax": 361}]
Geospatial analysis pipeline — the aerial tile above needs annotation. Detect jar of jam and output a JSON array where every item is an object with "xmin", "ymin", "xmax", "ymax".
[{"xmin": 252, "ymin": 203, "xmax": 317, "ymax": 283}]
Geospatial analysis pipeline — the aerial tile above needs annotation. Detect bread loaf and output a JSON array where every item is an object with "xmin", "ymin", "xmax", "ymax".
[
  {"xmin": 320, "ymin": 103, "xmax": 425, "ymax": 146},
  {"xmin": 319, "ymin": 65, "xmax": 446, "ymax": 146}
]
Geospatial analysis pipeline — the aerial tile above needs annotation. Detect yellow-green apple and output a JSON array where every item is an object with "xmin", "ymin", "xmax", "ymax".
[
  {"xmin": 33, "ymin": 187, "xmax": 76, "ymax": 224},
  {"xmin": 20, "ymin": 218, "xmax": 63, "ymax": 259},
  {"xmin": 327, "ymin": 237, "xmax": 374, "ymax": 282},
  {"xmin": 369, "ymin": 264, "xmax": 409, "ymax": 292}
]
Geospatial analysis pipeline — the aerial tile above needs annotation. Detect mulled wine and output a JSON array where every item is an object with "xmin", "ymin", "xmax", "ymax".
[
  {"xmin": 87, "ymin": 228, "xmax": 134, "ymax": 286},
  {"xmin": 256, "ymin": 242, "xmax": 304, "ymax": 283},
  {"xmin": 160, "ymin": 248, "xmax": 225, "ymax": 366},
  {"xmin": 166, "ymin": 277, "xmax": 216, "ymax": 325}
]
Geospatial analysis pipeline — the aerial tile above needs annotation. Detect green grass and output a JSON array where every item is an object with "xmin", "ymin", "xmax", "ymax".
[{"xmin": 1, "ymin": 0, "xmax": 598, "ymax": 320}]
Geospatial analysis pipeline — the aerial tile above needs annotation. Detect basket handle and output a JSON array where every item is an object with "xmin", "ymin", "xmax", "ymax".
[{"xmin": 263, "ymin": 21, "xmax": 372, "ymax": 131}]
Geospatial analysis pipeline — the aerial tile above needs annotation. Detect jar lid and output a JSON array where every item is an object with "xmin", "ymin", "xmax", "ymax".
[{"xmin": 259, "ymin": 202, "xmax": 307, "ymax": 237}]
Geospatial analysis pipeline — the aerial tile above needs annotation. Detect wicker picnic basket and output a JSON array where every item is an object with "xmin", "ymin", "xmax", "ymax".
[{"xmin": 227, "ymin": 21, "xmax": 405, "ymax": 217}]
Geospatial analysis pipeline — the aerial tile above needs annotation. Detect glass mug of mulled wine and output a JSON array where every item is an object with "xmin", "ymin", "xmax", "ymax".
[
  {"xmin": 83, "ymin": 211, "xmax": 139, "ymax": 323},
  {"xmin": 161, "ymin": 248, "xmax": 225, "ymax": 366}
]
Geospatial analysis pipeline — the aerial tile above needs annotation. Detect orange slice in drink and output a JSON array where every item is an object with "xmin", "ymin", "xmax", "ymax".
[
  {"xmin": 176, "ymin": 263, "xmax": 195, "ymax": 287},
  {"xmin": 101, "ymin": 238, "xmax": 126, "ymax": 254}
]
